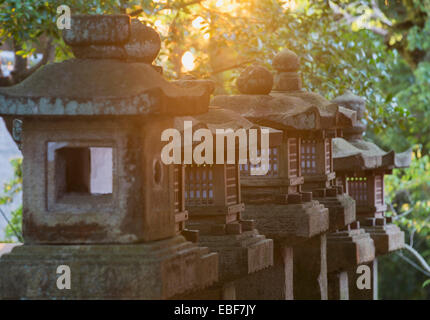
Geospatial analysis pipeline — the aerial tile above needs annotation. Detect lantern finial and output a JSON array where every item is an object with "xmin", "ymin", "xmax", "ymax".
[
  {"xmin": 63, "ymin": 15, "xmax": 161, "ymax": 63},
  {"xmin": 333, "ymin": 91, "xmax": 367, "ymax": 139},
  {"xmin": 237, "ymin": 64, "xmax": 274, "ymax": 95},
  {"xmin": 272, "ymin": 48, "xmax": 302, "ymax": 92}
]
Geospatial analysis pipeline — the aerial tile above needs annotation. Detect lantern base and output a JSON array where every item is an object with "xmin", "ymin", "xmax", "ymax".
[
  {"xmin": 198, "ymin": 230, "xmax": 273, "ymax": 282},
  {"xmin": 361, "ymin": 218, "xmax": 404, "ymax": 256},
  {"xmin": 242, "ymin": 201, "xmax": 329, "ymax": 245},
  {"xmin": 314, "ymin": 193, "xmax": 356, "ymax": 231},
  {"xmin": 327, "ymin": 227, "xmax": 375, "ymax": 273},
  {"xmin": 0, "ymin": 236, "xmax": 218, "ymax": 299}
]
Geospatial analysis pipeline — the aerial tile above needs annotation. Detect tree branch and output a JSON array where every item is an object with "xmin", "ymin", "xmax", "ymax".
[
  {"xmin": 403, "ymin": 244, "xmax": 430, "ymax": 275},
  {"xmin": 11, "ymin": 38, "xmax": 55, "ymax": 84},
  {"xmin": 211, "ymin": 59, "xmax": 255, "ymax": 75},
  {"xmin": 396, "ymin": 251, "xmax": 430, "ymax": 278},
  {"xmin": 329, "ymin": 0, "xmax": 389, "ymax": 36},
  {"xmin": 156, "ymin": 0, "xmax": 205, "ymax": 13}
]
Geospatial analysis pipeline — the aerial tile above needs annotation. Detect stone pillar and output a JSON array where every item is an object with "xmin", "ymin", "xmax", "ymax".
[
  {"xmin": 234, "ymin": 202, "xmax": 328, "ymax": 300},
  {"xmin": 235, "ymin": 244, "xmax": 294, "ymax": 300},
  {"xmin": 293, "ymin": 234, "xmax": 328, "ymax": 300},
  {"xmin": 328, "ymin": 271, "xmax": 349, "ymax": 300}
]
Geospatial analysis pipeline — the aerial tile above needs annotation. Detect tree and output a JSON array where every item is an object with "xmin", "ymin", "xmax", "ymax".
[{"xmin": 0, "ymin": 158, "xmax": 22, "ymax": 242}]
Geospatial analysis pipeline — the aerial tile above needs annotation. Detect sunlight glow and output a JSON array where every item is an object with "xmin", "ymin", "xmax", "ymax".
[
  {"xmin": 282, "ymin": 0, "xmax": 296, "ymax": 10},
  {"xmin": 213, "ymin": 0, "xmax": 239, "ymax": 13},
  {"xmin": 154, "ymin": 20, "xmax": 168, "ymax": 36},
  {"xmin": 182, "ymin": 51, "xmax": 195, "ymax": 72},
  {"xmin": 192, "ymin": 16, "xmax": 206, "ymax": 29}
]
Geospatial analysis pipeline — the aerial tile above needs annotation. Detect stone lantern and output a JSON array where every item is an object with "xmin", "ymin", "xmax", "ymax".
[
  {"xmin": 173, "ymin": 106, "xmax": 273, "ymax": 299},
  {"xmin": 212, "ymin": 52, "xmax": 358, "ymax": 299},
  {"xmin": 271, "ymin": 50, "xmax": 357, "ymax": 232},
  {"xmin": 0, "ymin": 15, "xmax": 218, "ymax": 299},
  {"xmin": 332, "ymin": 91, "xmax": 411, "ymax": 299}
]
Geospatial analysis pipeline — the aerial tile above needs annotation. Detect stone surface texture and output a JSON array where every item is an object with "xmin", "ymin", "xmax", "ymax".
[
  {"xmin": 0, "ymin": 60, "xmax": 211, "ymax": 117},
  {"xmin": 243, "ymin": 202, "xmax": 329, "ymax": 244},
  {"xmin": 21, "ymin": 118, "xmax": 178, "ymax": 244},
  {"xmin": 237, "ymin": 65, "xmax": 274, "ymax": 95},
  {"xmin": 198, "ymin": 230, "xmax": 273, "ymax": 282},
  {"xmin": 314, "ymin": 193, "xmax": 356, "ymax": 231},
  {"xmin": 124, "ymin": 19, "xmax": 161, "ymax": 63},
  {"xmin": 327, "ymin": 228, "xmax": 375, "ymax": 272},
  {"xmin": 0, "ymin": 238, "xmax": 218, "ymax": 299},
  {"xmin": 63, "ymin": 15, "xmax": 131, "ymax": 46}
]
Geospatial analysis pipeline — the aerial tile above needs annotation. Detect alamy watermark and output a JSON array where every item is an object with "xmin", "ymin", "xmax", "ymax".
[
  {"xmin": 161, "ymin": 121, "xmax": 271, "ymax": 176},
  {"xmin": 56, "ymin": 5, "xmax": 71, "ymax": 30},
  {"xmin": 56, "ymin": 265, "xmax": 71, "ymax": 290},
  {"xmin": 356, "ymin": 264, "xmax": 372, "ymax": 290}
]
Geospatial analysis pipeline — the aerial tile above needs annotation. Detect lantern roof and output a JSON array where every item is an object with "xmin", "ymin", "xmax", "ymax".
[
  {"xmin": 175, "ymin": 106, "xmax": 259, "ymax": 133},
  {"xmin": 211, "ymin": 90, "xmax": 356, "ymax": 131},
  {"xmin": 332, "ymin": 91, "xmax": 411, "ymax": 172},
  {"xmin": 175, "ymin": 106, "xmax": 282, "ymax": 153},
  {"xmin": 333, "ymin": 136, "xmax": 411, "ymax": 172},
  {"xmin": 0, "ymin": 15, "xmax": 212, "ymax": 118},
  {"xmin": 0, "ymin": 60, "xmax": 212, "ymax": 117}
]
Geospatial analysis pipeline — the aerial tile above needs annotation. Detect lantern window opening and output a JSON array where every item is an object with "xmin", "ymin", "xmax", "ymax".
[
  {"xmin": 347, "ymin": 175, "xmax": 368, "ymax": 206},
  {"xmin": 185, "ymin": 165, "xmax": 214, "ymax": 206},
  {"xmin": 54, "ymin": 145, "xmax": 113, "ymax": 200},
  {"xmin": 301, "ymin": 139, "xmax": 317, "ymax": 175},
  {"xmin": 240, "ymin": 147, "xmax": 279, "ymax": 177}
]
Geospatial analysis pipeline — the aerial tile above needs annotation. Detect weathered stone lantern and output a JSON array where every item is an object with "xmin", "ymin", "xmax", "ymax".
[
  {"xmin": 271, "ymin": 51, "xmax": 366, "ymax": 300},
  {"xmin": 0, "ymin": 15, "xmax": 219, "ymax": 299},
  {"xmin": 273, "ymin": 55, "xmax": 357, "ymax": 233},
  {"xmin": 332, "ymin": 91, "xmax": 411, "ymax": 299},
  {"xmin": 173, "ymin": 106, "xmax": 273, "ymax": 299},
  {"xmin": 212, "ymin": 52, "xmax": 358, "ymax": 299}
]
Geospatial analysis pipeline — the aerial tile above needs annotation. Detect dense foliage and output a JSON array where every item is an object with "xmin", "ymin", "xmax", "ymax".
[{"xmin": 0, "ymin": 158, "xmax": 22, "ymax": 242}]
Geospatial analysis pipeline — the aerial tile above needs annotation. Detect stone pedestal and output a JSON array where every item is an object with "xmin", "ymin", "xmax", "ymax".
[
  {"xmin": 326, "ymin": 223, "xmax": 375, "ymax": 300},
  {"xmin": 328, "ymin": 271, "xmax": 349, "ymax": 300},
  {"xmin": 327, "ymin": 226, "xmax": 375, "ymax": 272},
  {"xmin": 198, "ymin": 229, "xmax": 273, "ymax": 282},
  {"xmin": 235, "ymin": 244, "xmax": 294, "ymax": 300},
  {"xmin": 361, "ymin": 217, "xmax": 404, "ymax": 255},
  {"xmin": 242, "ymin": 202, "xmax": 329, "ymax": 242},
  {"xmin": 234, "ymin": 201, "xmax": 328, "ymax": 300},
  {"xmin": 293, "ymin": 234, "xmax": 328, "ymax": 300},
  {"xmin": 173, "ymin": 281, "xmax": 236, "ymax": 300},
  {"xmin": 176, "ymin": 227, "xmax": 273, "ymax": 300},
  {"xmin": 0, "ymin": 236, "xmax": 218, "ymax": 299},
  {"xmin": 313, "ymin": 191, "xmax": 356, "ymax": 231}
]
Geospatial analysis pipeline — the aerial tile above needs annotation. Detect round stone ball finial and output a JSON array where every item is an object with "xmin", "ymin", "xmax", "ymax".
[
  {"xmin": 237, "ymin": 64, "xmax": 274, "ymax": 95},
  {"xmin": 332, "ymin": 90, "xmax": 366, "ymax": 120},
  {"xmin": 273, "ymin": 48, "xmax": 300, "ymax": 72},
  {"xmin": 124, "ymin": 19, "xmax": 161, "ymax": 63},
  {"xmin": 62, "ymin": 15, "xmax": 161, "ymax": 62}
]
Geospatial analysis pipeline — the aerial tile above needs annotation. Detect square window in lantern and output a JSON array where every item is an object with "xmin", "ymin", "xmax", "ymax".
[{"xmin": 54, "ymin": 146, "xmax": 113, "ymax": 198}]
